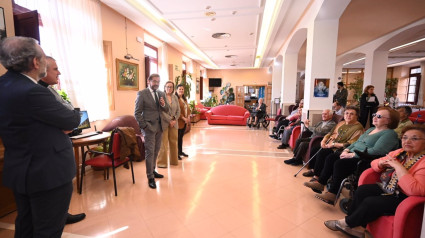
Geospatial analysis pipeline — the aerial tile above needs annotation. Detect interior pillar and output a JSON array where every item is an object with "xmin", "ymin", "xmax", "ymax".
[{"xmin": 363, "ymin": 50, "xmax": 389, "ymax": 104}]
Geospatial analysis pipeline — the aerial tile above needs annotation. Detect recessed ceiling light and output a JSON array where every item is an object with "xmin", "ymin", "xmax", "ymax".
[
  {"xmin": 212, "ymin": 33, "xmax": 231, "ymax": 39},
  {"xmin": 232, "ymin": 11, "xmax": 237, "ymax": 15},
  {"xmin": 230, "ymin": 64, "xmax": 237, "ymax": 66},
  {"xmin": 250, "ymin": 33, "xmax": 254, "ymax": 36},
  {"xmin": 206, "ymin": 6, "xmax": 211, "ymax": 10},
  {"xmin": 205, "ymin": 11, "xmax": 216, "ymax": 17},
  {"xmin": 225, "ymin": 55, "xmax": 237, "ymax": 58},
  {"xmin": 211, "ymin": 18, "xmax": 216, "ymax": 21}
]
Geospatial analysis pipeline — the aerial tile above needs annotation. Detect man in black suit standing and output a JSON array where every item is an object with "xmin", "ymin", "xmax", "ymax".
[
  {"xmin": 135, "ymin": 74, "xmax": 169, "ymax": 189},
  {"xmin": 0, "ymin": 37, "xmax": 80, "ymax": 237},
  {"xmin": 38, "ymin": 56, "xmax": 86, "ymax": 225}
]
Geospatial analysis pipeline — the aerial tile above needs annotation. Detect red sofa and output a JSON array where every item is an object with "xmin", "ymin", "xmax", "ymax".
[
  {"xmin": 205, "ymin": 105, "xmax": 250, "ymax": 125},
  {"xmin": 195, "ymin": 103, "xmax": 211, "ymax": 120}
]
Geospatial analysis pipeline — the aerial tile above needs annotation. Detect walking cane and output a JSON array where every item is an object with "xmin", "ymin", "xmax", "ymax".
[{"xmin": 294, "ymin": 147, "xmax": 322, "ymax": 177}]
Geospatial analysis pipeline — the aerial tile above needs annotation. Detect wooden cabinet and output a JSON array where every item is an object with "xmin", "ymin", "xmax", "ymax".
[{"xmin": 0, "ymin": 137, "xmax": 17, "ymax": 217}]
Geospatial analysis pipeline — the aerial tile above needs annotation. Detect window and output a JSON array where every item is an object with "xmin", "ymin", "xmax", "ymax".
[
  {"xmin": 406, "ymin": 67, "xmax": 421, "ymax": 104},
  {"xmin": 144, "ymin": 43, "xmax": 158, "ymax": 87}
]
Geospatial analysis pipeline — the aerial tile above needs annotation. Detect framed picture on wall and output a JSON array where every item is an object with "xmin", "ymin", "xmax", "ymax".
[
  {"xmin": 314, "ymin": 78, "xmax": 329, "ymax": 97},
  {"xmin": 0, "ymin": 7, "xmax": 6, "ymax": 40},
  {"xmin": 116, "ymin": 59, "xmax": 139, "ymax": 91},
  {"xmin": 196, "ymin": 79, "xmax": 200, "ymax": 94}
]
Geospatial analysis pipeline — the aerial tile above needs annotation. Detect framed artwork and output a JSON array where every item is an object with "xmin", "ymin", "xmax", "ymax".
[
  {"xmin": 0, "ymin": 7, "xmax": 6, "ymax": 40},
  {"xmin": 196, "ymin": 79, "xmax": 200, "ymax": 94},
  {"xmin": 116, "ymin": 59, "xmax": 139, "ymax": 91},
  {"xmin": 314, "ymin": 78, "xmax": 329, "ymax": 97}
]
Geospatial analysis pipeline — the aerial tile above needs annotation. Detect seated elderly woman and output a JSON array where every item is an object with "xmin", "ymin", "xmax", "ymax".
[
  {"xmin": 304, "ymin": 107, "xmax": 400, "ymax": 204},
  {"xmin": 324, "ymin": 124, "xmax": 425, "ymax": 238},
  {"xmin": 277, "ymin": 107, "xmax": 302, "ymax": 149},
  {"xmin": 247, "ymin": 98, "xmax": 266, "ymax": 128}
]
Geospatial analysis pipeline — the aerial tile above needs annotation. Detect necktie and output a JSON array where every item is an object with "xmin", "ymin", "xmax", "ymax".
[{"xmin": 153, "ymin": 90, "xmax": 160, "ymax": 108}]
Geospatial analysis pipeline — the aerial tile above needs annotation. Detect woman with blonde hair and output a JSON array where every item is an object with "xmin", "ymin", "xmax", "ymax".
[{"xmin": 157, "ymin": 81, "xmax": 180, "ymax": 168}]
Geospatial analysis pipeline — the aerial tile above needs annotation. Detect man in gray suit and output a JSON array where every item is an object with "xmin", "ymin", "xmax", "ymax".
[{"xmin": 135, "ymin": 74, "xmax": 169, "ymax": 189}]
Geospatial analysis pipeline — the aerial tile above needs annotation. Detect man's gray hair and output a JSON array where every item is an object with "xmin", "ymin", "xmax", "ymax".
[
  {"xmin": 324, "ymin": 109, "xmax": 334, "ymax": 115},
  {"xmin": 0, "ymin": 36, "xmax": 43, "ymax": 73}
]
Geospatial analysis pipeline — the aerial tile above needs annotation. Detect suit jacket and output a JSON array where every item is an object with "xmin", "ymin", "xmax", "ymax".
[
  {"xmin": 134, "ymin": 88, "xmax": 169, "ymax": 133},
  {"xmin": 0, "ymin": 70, "xmax": 80, "ymax": 194},
  {"xmin": 161, "ymin": 94, "xmax": 180, "ymax": 130}
]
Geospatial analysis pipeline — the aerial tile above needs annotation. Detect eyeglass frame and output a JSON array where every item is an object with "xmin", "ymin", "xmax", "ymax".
[{"xmin": 372, "ymin": 113, "xmax": 390, "ymax": 119}]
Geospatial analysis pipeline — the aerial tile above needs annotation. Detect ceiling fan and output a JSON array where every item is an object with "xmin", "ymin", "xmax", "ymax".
[{"xmin": 124, "ymin": 18, "xmax": 139, "ymax": 61}]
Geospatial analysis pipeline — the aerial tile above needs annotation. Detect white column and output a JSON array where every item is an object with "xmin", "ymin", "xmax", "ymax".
[
  {"xmin": 272, "ymin": 57, "xmax": 283, "ymax": 114},
  {"xmin": 304, "ymin": 19, "xmax": 339, "ymax": 112},
  {"xmin": 280, "ymin": 53, "xmax": 298, "ymax": 115},
  {"xmin": 419, "ymin": 61, "xmax": 425, "ymax": 106},
  {"xmin": 363, "ymin": 50, "xmax": 389, "ymax": 105}
]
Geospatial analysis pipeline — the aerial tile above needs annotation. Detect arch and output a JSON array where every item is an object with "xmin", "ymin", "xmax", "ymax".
[
  {"xmin": 286, "ymin": 28, "xmax": 307, "ymax": 54},
  {"xmin": 376, "ymin": 23, "xmax": 425, "ymax": 51},
  {"xmin": 336, "ymin": 52, "xmax": 366, "ymax": 66}
]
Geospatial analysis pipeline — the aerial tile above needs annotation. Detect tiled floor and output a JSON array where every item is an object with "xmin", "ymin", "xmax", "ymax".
[{"xmin": 0, "ymin": 121, "xmax": 348, "ymax": 237}]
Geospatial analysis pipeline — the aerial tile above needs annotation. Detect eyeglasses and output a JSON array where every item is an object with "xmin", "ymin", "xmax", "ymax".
[
  {"xmin": 372, "ymin": 113, "xmax": 389, "ymax": 119},
  {"xmin": 401, "ymin": 136, "xmax": 425, "ymax": 142}
]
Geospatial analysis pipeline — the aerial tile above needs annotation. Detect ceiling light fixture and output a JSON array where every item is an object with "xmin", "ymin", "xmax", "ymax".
[
  {"xmin": 343, "ymin": 57, "xmax": 365, "ymax": 66},
  {"xmin": 124, "ymin": 18, "xmax": 139, "ymax": 61},
  {"xmin": 212, "ymin": 33, "xmax": 231, "ymax": 39},
  {"xmin": 390, "ymin": 37, "xmax": 425, "ymax": 52},
  {"xmin": 127, "ymin": 0, "xmax": 218, "ymax": 68},
  {"xmin": 205, "ymin": 11, "xmax": 216, "ymax": 17},
  {"xmin": 254, "ymin": 0, "xmax": 284, "ymax": 68}
]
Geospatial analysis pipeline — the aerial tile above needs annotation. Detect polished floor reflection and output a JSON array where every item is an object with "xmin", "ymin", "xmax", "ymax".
[{"xmin": 0, "ymin": 120, "xmax": 347, "ymax": 237}]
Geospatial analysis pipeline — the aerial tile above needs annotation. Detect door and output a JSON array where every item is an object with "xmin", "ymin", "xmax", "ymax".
[
  {"xmin": 265, "ymin": 86, "xmax": 272, "ymax": 114},
  {"xmin": 13, "ymin": 10, "xmax": 40, "ymax": 42},
  {"xmin": 235, "ymin": 86, "xmax": 244, "ymax": 107}
]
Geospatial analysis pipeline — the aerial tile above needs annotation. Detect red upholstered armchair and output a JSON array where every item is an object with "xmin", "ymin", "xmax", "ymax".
[
  {"xmin": 409, "ymin": 110, "xmax": 425, "ymax": 124},
  {"xmin": 195, "ymin": 103, "xmax": 211, "ymax": 120},
  {"xmin": 102, "ymin": 115, "xmax": 145, "ymax": 161},
  {"xmin": 359, "ymin": 168, "xmax": 425, "ymax": 238},
  {"xmin": 80, "ymin": 131, "xmax": 135, "ymax": 196}
]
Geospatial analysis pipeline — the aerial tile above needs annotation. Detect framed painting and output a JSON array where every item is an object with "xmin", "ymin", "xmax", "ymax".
[
  {"xmin": 314, "ymin": 78, "xmax": 329, "ymax": 97},
  {"xmin": 196, "ymin": 79, "xmax": 200, "ymax": 94},
  {"xmin": 116, "ymin": 59, "xmax": 139, "ymax": 91},
  {"xmin": 0, "ymin": 7, "xmax": 6, "ymax": 41}
]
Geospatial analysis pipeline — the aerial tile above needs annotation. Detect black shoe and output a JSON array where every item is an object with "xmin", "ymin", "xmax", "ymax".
[
  {"xmin": 153, "ymin": 171, "xmax": 164, "ymax": 178},
  {"xmin": 178, "ymin": 156, "xmax": 182, "ymax": 160},
  {"xmin": 269, "ymin": 134, "xmax": 278, "ymax": 139},
  {"xmin": 284, "ymin": 158, "xmax": 297, "ymax": 164},
  {"xmin": 65, "ymin": 213, "xmax": 86, "ymax": 224},
  {"xmin": 277, "ymin": 144, "xmax": 287, "ymax": 149},
  {"xmin": 180, "ymin": 152, "xmax": 189, "ymax": 157},
  {"xmin": 123, "ymin": 162, "xmax": 130, "ymax": 169},
  {"xmin": 148, "ymin": 178, "xmax": 156, "ymax": 189},
  {"xmin": 291, "ymin": 159, "xmax": 303, "ymax": 166},
  {"xmin": 248, "ymin": 124, "xmax": 251, "ymax": 128}
]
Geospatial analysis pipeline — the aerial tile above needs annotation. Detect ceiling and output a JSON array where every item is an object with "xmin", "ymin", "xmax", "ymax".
[{"xmin": 101, "ymin": 0, "xmax": 425, "ymax": 70}]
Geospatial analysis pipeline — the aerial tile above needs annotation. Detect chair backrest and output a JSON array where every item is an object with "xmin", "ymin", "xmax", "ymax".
[
  {"xmin": 332, "ymin": 114, "xmax": 344, "ymax": 124},
  {"xmin": 109, "ymin": 131, "xmax": 121, "ymax": 160},
  {"xmin": 102, "ymin": 115, "xmax": 141, "ymax": 135},
  {"xmin": 288, "ymin": 104, "xmax": 296, "ymax": 114}
]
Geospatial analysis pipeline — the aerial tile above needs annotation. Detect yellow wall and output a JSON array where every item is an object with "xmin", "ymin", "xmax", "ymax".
[
  {"xmin": 206, "ymin": 68, "xmax": 272, "ymax": 100},
  {"xmin": 0, "ymin": 0, "xmax": 15, "ymax": 75}
]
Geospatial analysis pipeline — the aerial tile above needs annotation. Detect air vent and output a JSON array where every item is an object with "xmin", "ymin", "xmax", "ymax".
[
  {"xmin": 225, "ymin": 55, "xmax": 237, "ymax": 58},
  {"xmin": 212, "ymin": 33, "xmax": 231, "ymax": 39}
]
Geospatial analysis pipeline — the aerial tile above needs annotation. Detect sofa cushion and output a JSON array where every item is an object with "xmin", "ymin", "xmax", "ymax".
[
  {"xmin": 210, "ymin": 115, "xmax": 229, "ymax": 120},
  {"xmin": 210, "ymin": 105, "xmax": 247, "ymax": 117},
  {"xmin": 226, "ymin": 115, "xmax": 244, "ymax": 121}
]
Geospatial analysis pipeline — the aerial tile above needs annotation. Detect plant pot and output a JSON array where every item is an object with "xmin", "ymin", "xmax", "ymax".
[{"xmin": 190, "ymin": 114, "xmax": 201, "ymax": 123}]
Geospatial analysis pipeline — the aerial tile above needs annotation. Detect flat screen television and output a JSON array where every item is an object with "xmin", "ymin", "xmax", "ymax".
[
  {"xmin": 209, "ymin": 78, "xmax": 222, "ymax": 87},
  {"xmin": 77, "ymin": 111, "xmax": 91, "ymax": 130}
]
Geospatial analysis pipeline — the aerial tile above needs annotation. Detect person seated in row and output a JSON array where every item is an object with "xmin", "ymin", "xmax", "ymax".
[
  {"xmin": 395, "ymin": 106, "xmax": 413, "ymax": 138},
  {"xmin": 333, "ymin": 101, "xmax": 344, "ymax": 116},
  {"xmin": 284, "ymin": 109, "xmax": 336, "ymax": 166},
  {"xmin": 247, "ymin": 98, "xmax": 266, "ymax": 128},
  {"xmin": 304, "ymin": 107, "xmax": 400, "ymax": 204},
  {"xmin": 324, "ymin": 124, "xmax": 425, "ymax": 238},
  {"xmin": 277, "ymin": 107, "xmax": 302, "ymax": 149},
  {"xmin": 301, "ymin": 106, "xmax": 364, "ymax": 177},
  {"xmin": 270, "ymin": 99, "xmax": 304, "ymax": 138}
]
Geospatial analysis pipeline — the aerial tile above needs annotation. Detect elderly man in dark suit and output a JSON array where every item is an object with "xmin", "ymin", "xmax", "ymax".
[
  {"xmin": 0, "ymin": 37, "xmax": 80, "ymax": 237},
  {"xmin": 135, "ymin": 74, "xmax": 169, "ymax": 189},
  {"xmin": 39, "ymin": 56, "xmax": 86, "ymax": 225}
]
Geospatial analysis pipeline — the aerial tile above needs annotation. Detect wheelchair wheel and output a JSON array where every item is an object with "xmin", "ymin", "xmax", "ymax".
[
  {"xmin": 262, "ymin": 115, "xmax": 270, "ymax": 128},
  {"xmin": 339, "ymin": 198, "xmax": 352, "ymax": 215}
]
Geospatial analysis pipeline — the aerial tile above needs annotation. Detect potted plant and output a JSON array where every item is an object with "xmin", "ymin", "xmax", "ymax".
[
  {"xmin": 188, "ymin": 100, "xmax": 201, "ymax": 123},
  {"xmin": 175, "ymin": 71, "xmax": 192, "ymax": 99},
  {"xmin": 202, "ymin": 95, "xmax": 218, "ymax": 107}
]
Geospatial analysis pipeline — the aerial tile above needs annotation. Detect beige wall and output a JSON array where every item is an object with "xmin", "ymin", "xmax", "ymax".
[
  {"xmin": 206, "ymin": 68, "xmax": 272, "ymax": 100},
  {"xmin": 0, "ymin": 0, "xmax": 15, "ymax": 75}
]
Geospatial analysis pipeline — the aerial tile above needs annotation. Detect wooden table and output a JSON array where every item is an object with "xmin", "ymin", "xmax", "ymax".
[{"xmin": 71, "ymin": 133, "xmax": 110, "ymax": 191}]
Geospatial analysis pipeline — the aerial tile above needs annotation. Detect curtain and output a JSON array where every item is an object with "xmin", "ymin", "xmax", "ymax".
[{"xmin": 15, "ymin": 0, "xmax": 109, "ymax": 121}]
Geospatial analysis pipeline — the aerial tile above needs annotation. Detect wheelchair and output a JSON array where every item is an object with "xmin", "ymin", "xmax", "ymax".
[
  {"xmin": 247, "ymin": 106, "xmax": 270, "ymax": 129},
  {"xmin": 328, "ymin": 150, "xmax": 384, "ymax": 213}
]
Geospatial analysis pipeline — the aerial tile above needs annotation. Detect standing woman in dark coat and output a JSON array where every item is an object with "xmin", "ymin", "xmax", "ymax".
[
  {"xmin": 359, "ymin": 85, "xmax": 379, "ymax": 128},
  {"xmin": 176, "ymin": 84, "xmax": 190, "ymax": 160}
]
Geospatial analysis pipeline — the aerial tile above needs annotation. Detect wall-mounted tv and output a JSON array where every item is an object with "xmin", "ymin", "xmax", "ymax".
[{"xmin": 209, "ymin": 78, "xmax": 222, "ymax": 87}]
